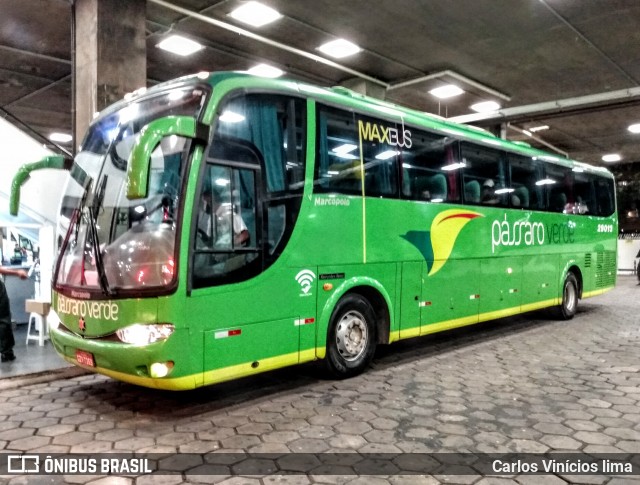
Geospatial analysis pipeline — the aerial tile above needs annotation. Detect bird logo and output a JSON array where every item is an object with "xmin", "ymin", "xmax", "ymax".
[{"xmin": 402, "ymin": 209, "xmax": 483, "ymax": 276}]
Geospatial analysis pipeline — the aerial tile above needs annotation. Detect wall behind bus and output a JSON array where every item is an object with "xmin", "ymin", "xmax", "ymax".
[
  {"xmin": 618, "ymin": 238, "xmax": 640, "ymax": 273},
  {"xmin": 0, "ymin": 117, "xmax": 68, "ymax": 227}
]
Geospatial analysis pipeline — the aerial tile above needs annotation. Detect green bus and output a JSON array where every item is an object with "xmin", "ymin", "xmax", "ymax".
[{"xmin": 11, "ymin": 72, "xmax": 617, "ymax": 390}]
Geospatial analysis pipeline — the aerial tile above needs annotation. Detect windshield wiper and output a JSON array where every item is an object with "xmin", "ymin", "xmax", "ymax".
[
  {"xmin": 86, "ymin": 206, "xmax": 113, "ymax": 297},
  {"xmin": 87, "ymin": 175, "xmax": 114, "ymax": 296}
]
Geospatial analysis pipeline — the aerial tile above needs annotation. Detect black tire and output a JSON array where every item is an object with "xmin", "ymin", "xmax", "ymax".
[
  {"xmin": 325, "ymin": 294, "xmax": 377, "ymax": 379},
  {"xmin": 552, "ymin": 272, "xmax": 579, "ymax": 320}
]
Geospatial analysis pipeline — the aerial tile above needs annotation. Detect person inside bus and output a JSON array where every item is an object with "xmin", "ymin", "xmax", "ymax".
[
  {"xmin": 198, "ymin": 188, "xmax": 249, "ymax": 248},
  {"xmin": 481, "ymin": 179, "xmax": 500, "ymax": 205}
]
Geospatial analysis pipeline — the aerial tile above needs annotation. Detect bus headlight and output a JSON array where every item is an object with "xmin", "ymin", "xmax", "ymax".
[
  {"xmin": 150, "ymin": 361, "xmax": 174, "ymax": 378},
  {"xmin": 116, "ymin": 324, "xmax": 175, "ymax": 345}
]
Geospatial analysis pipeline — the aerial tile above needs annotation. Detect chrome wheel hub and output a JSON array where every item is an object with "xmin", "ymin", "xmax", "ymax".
[
  {"xmin": 335, "ymin": 310, "xmax": 368, "ymax": 362},
  {"xmin": 565, "ymin": 282, "xmax": 577, "ymax": 312}
]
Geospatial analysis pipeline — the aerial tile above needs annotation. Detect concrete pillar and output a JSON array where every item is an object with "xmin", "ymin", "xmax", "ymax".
[
  {"xmin": 340, "ymin": 78, "xmax": 387, "ymax": 101},
  {"xmin": 486, "ymin": 123, "xmax": 508, "ymax": 139},
  {"xmin": 499, "ymin": 123, "xmax": 508, "ymax": 140},
  {"xmin": 74, "ymin": 0, "xmax": 146, "ymax": 150}
]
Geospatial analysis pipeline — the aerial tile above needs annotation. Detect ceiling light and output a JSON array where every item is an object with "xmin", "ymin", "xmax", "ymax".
[
  {"xmin": 495, "ymin": 188, "xmax": 515, "ymax": 194},
  {"xmin": 219, "ymin": 111, "xmax": 245, "ymax": 123},
  {"xmin": 441, "ymin": 162, "xmax": 466, "ymax": 171},
  {"xmin": 470, "ymin": 101, "xmax": 501, "ymax": 113},
  {"xmin": 157, "ymin": 35, "xmax": 203, "ymax": 56},
  {"xmin": 429, "ymin": 85, "xmax": 464, "ymax": 99},
  {"xmin": 49, "ymin": 132, "xmax": 72, "ymax": 143},
  {"xmin": 332, "ymin": 143, "xmax": 358, "ymax": 155},
  {"xmin": 229, "ymin": 1, "xmax": 282, "ymax": 27},
  {"xmin": 529, "ymin": 125, "xmax": 549, "ymax": 132},
  {"xmin": 375, "ymin": 150, "xmax": 399, "ymax": 160},
  {"xmin": 246, "ymin": 64, "xmax": 283, "ymax": 78},
  {"xmin": 628, "ymin": 123, "xmax": 640, "ymax": 134},
  {"xmin": 602, "ymin": 154, "xmax": 621, "ymax": 163},
  {"xmin": 317, "ymin": 39, "xmax": 361, "ymax": 59}
]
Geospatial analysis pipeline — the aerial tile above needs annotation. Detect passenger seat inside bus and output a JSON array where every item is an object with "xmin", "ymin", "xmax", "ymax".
[
  {"xmin": 414, "ymin": 174, "xmax": 447, "ymax": 201},
  {"xmin": 514, "ymin": 186, "xmax": 529, "ymax": 208},
  {"xmin": 464, "ymin": 180, "xmax": 481, "ymax": 204},
  {"xmin": 551, "ymin": 191, "xmax": 567, "ymax": 212}
]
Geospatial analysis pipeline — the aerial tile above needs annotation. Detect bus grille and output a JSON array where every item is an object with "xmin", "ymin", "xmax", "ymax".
[
  {"xmin": 595, "ymin": 250, "xmax": 616, "ymax": 288},
  {"xmin": 584, "ymin": 253, "xmax": 591, "ymax": 268}
]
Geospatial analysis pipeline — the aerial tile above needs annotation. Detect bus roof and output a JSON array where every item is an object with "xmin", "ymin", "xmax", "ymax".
[{"xmin": 102, "ymin": 71, "xmax": 614, "ymax": 179}]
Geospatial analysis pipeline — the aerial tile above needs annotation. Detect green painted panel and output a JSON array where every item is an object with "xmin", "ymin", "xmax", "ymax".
[
  {"xmin": 479, "ymin": 256, "xmax": 522, "ymax": 314},
  {"xmin": 400, "ymin": 262, "xmax": 422, "ymax": 332},
  {"xmin": 203, "ymin": 317, "xmax": 299, "ymax": 373},
  {"xmin": 520, "ymin": 254, "xmax": 559, "ymax": 306},
  {"xmin": 421, "ymin": 258, "xmax": 480, "ymax": 329}
]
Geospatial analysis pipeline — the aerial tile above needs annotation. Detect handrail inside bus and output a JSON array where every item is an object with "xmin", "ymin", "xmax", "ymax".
[
  {"xmin": 126, "ymin": 115, "xmax": 209, "ymax": 199},
  {"xmin": 10, "ymin": 154, "xmax": 73, "ymax": 216}
]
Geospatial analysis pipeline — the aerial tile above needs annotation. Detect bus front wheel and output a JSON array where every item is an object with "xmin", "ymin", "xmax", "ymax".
[
  {"xmin": 553, "ymin": 273, "xmax": 579, "ymax": 320},
  {"xmin": 325, "ymin": 294, "xmax": 377, "ymax": 379}
]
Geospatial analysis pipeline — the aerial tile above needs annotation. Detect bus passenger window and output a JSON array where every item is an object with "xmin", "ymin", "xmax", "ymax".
[
  {"xmin": 544, "ymin": 164, "xmax": 573, "ymax": 213},
  {"xmin": 315, "ymin": 106, "xmax": 398, "ymax": 197},
  {"xmin": 572, "ymin": 172, "xmax": 596, "ymax": 215},
  {"xmin": 401, "ymin": 129, "xmax": 457, "ymax": 202},
  {"xmin": 460, "ymin": 143, "xmax": 506, "ymax": 207},
  {"xmin": 507, "ymin": 154, "xmax": 541, "ymax": 210}
]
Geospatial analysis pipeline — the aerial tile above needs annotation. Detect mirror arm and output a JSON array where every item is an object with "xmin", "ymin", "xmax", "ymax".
[
  {"xmin": 126, "ymin": 116, "xmax": 209, "ymax": 200},
  {"xmin": 10, "ymin": 155, "xmax": 73, "ymax": 216}
]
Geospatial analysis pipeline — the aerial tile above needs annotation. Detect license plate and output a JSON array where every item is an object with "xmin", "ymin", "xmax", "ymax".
[{"xmin": 75, "ymin": 349, "xmax": 95, "ymax": 367}]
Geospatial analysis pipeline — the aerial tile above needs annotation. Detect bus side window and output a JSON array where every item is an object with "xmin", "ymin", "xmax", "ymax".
[
  {"xmin": 314, "ymin": 107, "xmax": 398, "ymax": 197},
  {"xmin": 572, "ymin": 171, "xmax": 596, "ymax": 215},
  {"xmin": 460, "ymin": 143, "xmax": 505, "ymax": 207},
  {"xmin": 507, "ymin": 154, "xmax": 540, "ymax": 210},
  {"xmin": 544, "ymin": 164, "xmax": 573, "ymax": 213},
  {"xmin": 315, "ymin": 108, "xmax": 360, "ymax": 195},
  {"xmin": 594, "ymin": 176, "xmax": 615, "ymax": 216},
  {"xmin": 401, "ymin": 129, "xmax": 457, "ymax": 202}
]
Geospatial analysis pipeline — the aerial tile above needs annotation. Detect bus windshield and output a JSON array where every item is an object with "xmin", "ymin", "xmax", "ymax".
[{"xmin": 55, "ymin": 85, "xmax": 209, "ymax": 295}]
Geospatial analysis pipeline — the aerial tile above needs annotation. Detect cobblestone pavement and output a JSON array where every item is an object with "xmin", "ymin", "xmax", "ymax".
[{"xmin": 1, "ymin": 276, "xmax": 640, "ymax": 484}]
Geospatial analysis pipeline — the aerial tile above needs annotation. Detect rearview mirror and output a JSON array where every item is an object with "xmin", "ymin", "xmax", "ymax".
[{"xmin": 126, "ymin": 115, "xmax": 209, "ymax": 199}]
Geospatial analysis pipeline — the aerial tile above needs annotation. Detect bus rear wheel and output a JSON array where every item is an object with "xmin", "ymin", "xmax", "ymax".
[
  {"xmin": 552, "ymin": 272, "xmax": 579, "ymax": 320},
  {"xmin": 325, "ymin": 294, "xmax": 377, "ymax": 379}
]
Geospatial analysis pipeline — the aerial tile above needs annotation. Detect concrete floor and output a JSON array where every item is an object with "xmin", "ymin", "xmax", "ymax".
[
  {"xmin": 1, "ymin": 276, "xmax": 639, "ymax": 483},
  {"xmin": 0, "ymin": 323, "xmax": 72, "ymax": 379}
]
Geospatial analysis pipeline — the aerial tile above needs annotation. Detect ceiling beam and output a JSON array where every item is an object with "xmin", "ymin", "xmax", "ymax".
[
  {"xmin": 388, "ymin": 69, "xmax": 511, "ymax": 101},
  {"xmin": 448, "ymin": 87, "xmax": 640, "ymax": 124},
  {"xmin": 0, "ymin": 44, "xmax": 71, "ymax": 65},
  {"xmin": 506, "ymin": 123, "xmax": 569, "ymax": 158}
]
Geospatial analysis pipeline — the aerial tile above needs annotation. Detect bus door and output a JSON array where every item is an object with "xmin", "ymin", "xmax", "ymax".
[
  {"xmin": 420, "ymin": 258, "xmax": 480, "ymax": 334},
  {"xmin": 188, "ymin": 147, "xmax": 302, "ymax": 381}
]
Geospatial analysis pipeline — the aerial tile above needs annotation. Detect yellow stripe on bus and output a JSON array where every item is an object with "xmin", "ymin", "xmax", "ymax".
[
  {"xmin": 64, "ymin": 348, "xmax": 322, "ymax": 391},
  {"xmin": 583, "ymin": 286, "xmax": 614, "ymax": 298},
  {"xmin": 396, "ymin": 297, "xmax": 560, "ymax": 342}
]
